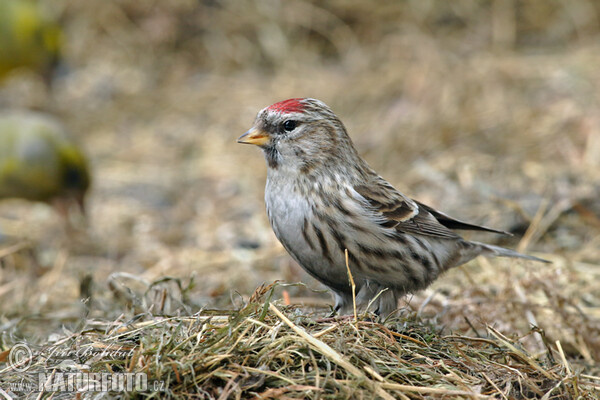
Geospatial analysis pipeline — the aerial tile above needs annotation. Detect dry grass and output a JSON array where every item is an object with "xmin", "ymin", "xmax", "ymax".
[
  {"xmin": 0, "ymin": 0, "xmax": 599, "ymax": 398},
  {"xmin": 1, "ymin": 283, "xmax": 598, "ymax": 399}
]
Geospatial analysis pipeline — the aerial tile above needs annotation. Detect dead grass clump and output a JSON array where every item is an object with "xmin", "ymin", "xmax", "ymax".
[{"xmin": 1, "ymin": 283, "xmax": 598, "ymax": 399}]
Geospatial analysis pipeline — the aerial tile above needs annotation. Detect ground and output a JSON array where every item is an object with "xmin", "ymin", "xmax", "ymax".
[{"xmin": 0, "ymin": 1, "xmax": 599, "ymax": 399}]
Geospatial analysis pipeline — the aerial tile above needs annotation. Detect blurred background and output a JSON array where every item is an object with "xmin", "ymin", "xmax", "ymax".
[{"xmin": 0, "ymin": 0, "xmax": 598, "ymax": 355}]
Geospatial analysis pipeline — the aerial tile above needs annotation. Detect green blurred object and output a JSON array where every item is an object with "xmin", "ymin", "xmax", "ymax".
[
  {"xmin": 0, "ymin": 111, "xmax": 90, "ymax": 215},
  {"xmin": 0, "ymin": 0, "xmax": 63, "ymax": 81}
]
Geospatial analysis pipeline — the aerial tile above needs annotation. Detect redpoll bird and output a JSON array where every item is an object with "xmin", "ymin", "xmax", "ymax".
[{"xmin": 238, "ymin": 98, "xmax": 547, "ymax": 316}]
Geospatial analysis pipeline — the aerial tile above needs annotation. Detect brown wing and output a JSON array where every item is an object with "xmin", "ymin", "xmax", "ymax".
[
  {"xmin": 355, "ymin": 178, "xmax": 460, "ymax": 239},
  {"xmin": 354, "ymin": 177, "xmax": 418, "ymax": 223}
]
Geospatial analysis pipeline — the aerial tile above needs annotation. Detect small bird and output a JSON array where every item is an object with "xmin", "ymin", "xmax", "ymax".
[
  {"xmin": 0, "ymin": 0, "xmax": 63, "ymax": 83},
  {"xmin": 238, "ymin": 98, "xmax": 548, "ymax": 316},
  {"xmin": 0, "ymin": 111, "xmax": 90, "ymax": 217}
]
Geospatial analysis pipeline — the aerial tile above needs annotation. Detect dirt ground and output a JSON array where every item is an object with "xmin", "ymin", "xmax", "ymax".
[{"xmin": 0, "ymin": 1, "xmax": 599, "ymax": 398}]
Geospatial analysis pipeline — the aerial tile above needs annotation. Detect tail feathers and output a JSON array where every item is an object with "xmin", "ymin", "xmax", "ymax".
[{"xmin": 474, "ymin": 242, "xmax": 550, "ymax": 263}]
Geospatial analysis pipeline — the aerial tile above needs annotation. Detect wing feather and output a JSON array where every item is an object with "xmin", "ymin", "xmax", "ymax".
[
  {"xmin": 415, "ymin": 201, "xmax": 510, "ymax": 235},
  {"xmin": 354, "ymin": 177, "xmax": 493, "ymax": 240},
  {"xmin": 354, "ymin": 177, "xmax": 417, "ymax": 222}
]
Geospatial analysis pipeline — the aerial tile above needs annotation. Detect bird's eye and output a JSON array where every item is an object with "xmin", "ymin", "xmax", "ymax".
[{"xmin": 283, "ymin": 120, "xmax": 297, "ymax": 132}]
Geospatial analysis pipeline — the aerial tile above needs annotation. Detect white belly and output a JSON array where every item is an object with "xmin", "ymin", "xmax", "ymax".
[
  {"xmin": 265, "ymin": 177, "xmax": 318, "ymax": 261},
  {"xmin": 264, "ymin": 174, "xmax": 352, "ymax": 292}
]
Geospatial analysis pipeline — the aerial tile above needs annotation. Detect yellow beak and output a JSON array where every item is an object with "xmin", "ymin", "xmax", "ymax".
[{"xmin": 237, "ymin": 127, "xmax": 269, "ymax": 146}]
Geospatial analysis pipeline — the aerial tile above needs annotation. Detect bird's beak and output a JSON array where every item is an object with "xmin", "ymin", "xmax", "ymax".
[{"xmin": 237, "ymin": 127, "xmax": 269, "ymax": 146}]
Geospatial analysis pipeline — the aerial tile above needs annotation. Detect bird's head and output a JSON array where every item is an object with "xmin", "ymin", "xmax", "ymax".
[
  {"xmin": 52, "ymin": 143, "xmax": 91, "ymax": 218},
  {"xmin": 238, "ymin": 98, "xmax": 358, "ymax": 171}
]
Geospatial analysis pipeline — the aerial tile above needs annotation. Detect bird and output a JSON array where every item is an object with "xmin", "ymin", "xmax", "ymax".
[
  {"xmin": 0, "ymin": 111, "xmax": 90, "ymax": 217},
  {"xmin": 237, "ymin": 98, "xmax": 548, "ymax": 317},
  {"xmin": 0, "ymin": 0, "xmax": 63, "ymax": 83}
]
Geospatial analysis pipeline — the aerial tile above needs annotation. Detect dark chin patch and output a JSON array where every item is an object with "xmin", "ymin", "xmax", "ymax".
[{"xmin": 263, "ymin": 146, "xmax": 280, "ymax": 169}]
